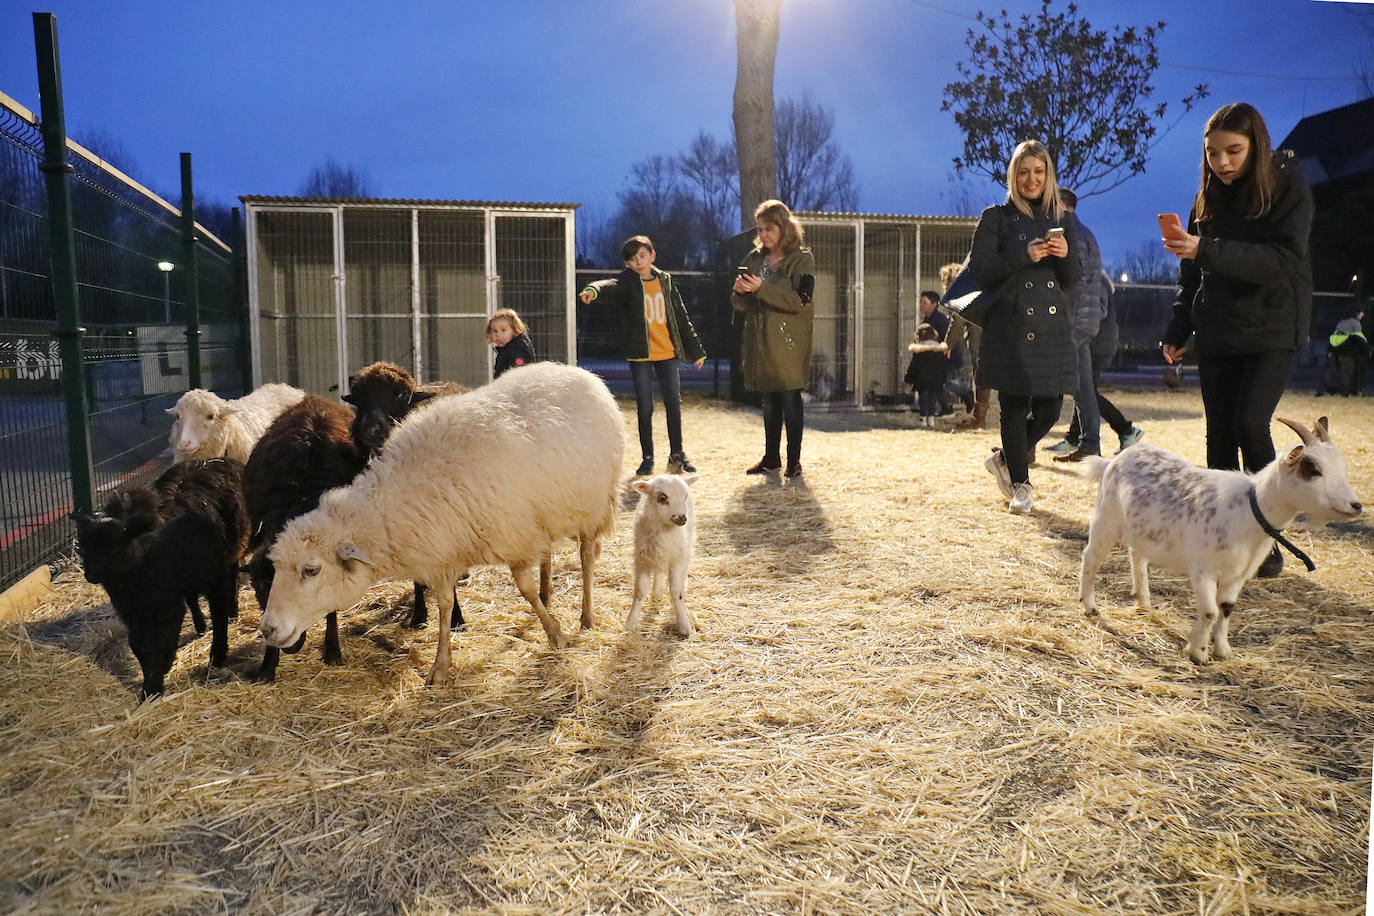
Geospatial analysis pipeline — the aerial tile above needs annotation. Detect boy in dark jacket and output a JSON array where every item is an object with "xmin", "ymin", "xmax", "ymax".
[{"xmin": 579, "ymin": 235, "xmax": 707, "ymax": 475}]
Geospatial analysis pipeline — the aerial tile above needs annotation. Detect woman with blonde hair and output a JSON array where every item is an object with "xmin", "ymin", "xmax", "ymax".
[
  {"xmin": 731, "ymin": 199, "xmax": 816, "ymax": 479},
  {"xmin": 969, "ymin": 139, "xmax": 1080, "ymax": 513}
]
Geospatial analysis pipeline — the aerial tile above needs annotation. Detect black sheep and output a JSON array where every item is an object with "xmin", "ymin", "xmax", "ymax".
[{"xmin": 70, "ymin": 459, "xmax": 248, "ymax": 700}]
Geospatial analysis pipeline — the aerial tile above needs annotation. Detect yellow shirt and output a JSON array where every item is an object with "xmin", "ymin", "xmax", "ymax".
[{"xmin": 639, "ymin": 275, "xmax": 674, "ymax": 361}]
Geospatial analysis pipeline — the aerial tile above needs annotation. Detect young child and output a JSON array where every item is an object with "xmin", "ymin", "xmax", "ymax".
[
  {"xmin": 579, "ymin": 235, "xmax": 707, "ymax": 476},
  {"xmin": 487, "ymin": 308, "xmax": 535, "ymax": 378},
  {"xmin": 904, "ymin": 322, "xmax": 949, "ymax": 428}
]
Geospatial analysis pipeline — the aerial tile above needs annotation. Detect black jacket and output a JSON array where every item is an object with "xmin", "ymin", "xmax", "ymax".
[
  {"xmin": 583, "ymin": 267, "xmax": 707, "ymax": 364},
  {"xmin": 1163, "ymin": 149, "xmax": 1314, "ymax": 356},
  {"xmin": 968, "ymin": 202, "xmax": 1081, "ymax": 398},
  {"xmin": 493, "ymin": 333, "xmax": 535, "ymax": 377}
]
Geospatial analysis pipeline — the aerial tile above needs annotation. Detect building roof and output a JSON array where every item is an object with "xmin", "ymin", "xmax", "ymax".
[
  {"xmin": 1277, "ymin": 97, "xmax": 1374, "ymax": 186},
  {"xmin": 795, "ymin": 210, "xmax": 978, "ymax": 226},
  {"xmin": 238, "ymin": 195, "xmax": 579, "ymax": 210}
]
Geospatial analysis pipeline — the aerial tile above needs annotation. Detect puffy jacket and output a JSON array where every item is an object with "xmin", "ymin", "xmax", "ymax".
[
  {"xmin": 1067, "ymin": 216, "xmax": 1106, "ymax": 337},
  {"xmin": 1163, "ymin": 150, "xmax": 1314, "ymax": 356},
  {"xmin": 583, "ymin": 267, "xmax": 707, "ymax": 364},
  {"xmin": 730, "ymin": 247, "xmax": 817, "ymax": 391},
  {"xmin": 968, "ymin": 202, "xmax": 1081, "ymax": 398}
]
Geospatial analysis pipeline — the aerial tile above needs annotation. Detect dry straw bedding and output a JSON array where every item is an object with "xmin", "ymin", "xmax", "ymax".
[{"xmin": 2, "ymin": 387, "xmax": 1372, "ymax": 915}]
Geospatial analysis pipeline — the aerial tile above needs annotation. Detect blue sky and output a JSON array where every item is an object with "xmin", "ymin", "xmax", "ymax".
[{"xmin": 1, "ymin": 0, "xmax": 1369, "ymax": 272}]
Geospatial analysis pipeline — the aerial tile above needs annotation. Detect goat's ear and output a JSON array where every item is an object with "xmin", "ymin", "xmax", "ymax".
[
  {"xmin": 340, "ymin": 392, "xmax": 356, "ymax": 405},
  {"xmin": 410, "ymin": 390, "xmax": 437, "ymax": 406},
  {"xmin": 682, "ymin": 475, "xmax": 700, "ymax": 487},
  {"xmin": 1282, "ymin": 445, "xmax": 1307, "ymax": 470},
  {"xmin": 336, "ymin": 542, "xmax": 373, "ymax": 569},
  {"xmin": 1313, "ymin": 416, "xmax": 1331, "ymax": 442},
  {"xmin": 165, "ymin": 407, "xmax": 178, "ymax": 417},
  {"xmin": 632, "ymin": 480, "xmax": 651, "ymax": 495}
]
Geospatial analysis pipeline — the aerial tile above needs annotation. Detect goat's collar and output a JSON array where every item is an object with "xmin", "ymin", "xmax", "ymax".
[{"xmin": 1247, "ymin": 487, "xmax": 1316, "ymax": 572}]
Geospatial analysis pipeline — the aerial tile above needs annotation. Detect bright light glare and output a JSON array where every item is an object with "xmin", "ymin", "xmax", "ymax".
[{"xmin": 157, "ymin": 261, "xmax": 174, "ymax": 271}]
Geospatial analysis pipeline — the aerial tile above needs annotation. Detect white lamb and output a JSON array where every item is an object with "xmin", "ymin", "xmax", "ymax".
[
  {"xmin": 257, "ymin": 362, "xmax": 625, "ymax": 685},
  {"xmin": 167, "ymin": 383, "xmax": 305, "ymax": 464},
  {"xmin": 625, "ymin": 473, "xmax": 699, "ymax": 638},
  {"xmin": 1079, "ymin": 416, "xmax": 1361, "ymax": 665}
]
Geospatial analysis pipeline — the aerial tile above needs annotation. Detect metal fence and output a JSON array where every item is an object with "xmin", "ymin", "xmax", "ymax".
[{"xmin": 0, "ymin": 86, "xmax": 241, "ymax": 592}]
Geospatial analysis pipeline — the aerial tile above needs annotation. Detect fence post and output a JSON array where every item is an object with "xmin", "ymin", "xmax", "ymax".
[
  {"xmin": 231, "ymin": 206, "xmax": 251, "ymax": 394},
  {"xmin": 32, "ymin": 13, "xmax": 95, "ymax": 515},
  {"xmin": 180, "ymin": 152, "xmax": 202, "ymax": 388}
]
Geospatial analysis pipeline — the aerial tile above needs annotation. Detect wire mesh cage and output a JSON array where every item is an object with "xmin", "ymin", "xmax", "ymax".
[{"xmin": 243, "ymin": 198, "xmax": 576, "ymax": 394}]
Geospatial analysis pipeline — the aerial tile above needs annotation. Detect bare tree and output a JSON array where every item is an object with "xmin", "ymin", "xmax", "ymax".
[
  {"xmin": 298, "ymin": 158, "xmax": 375, "ymax": 197},
  {"xmin": 774, "ymin": 94, "xmax": 858, "ymax": 211},
  {"xmin": 1107, "ymin": 239, "xmax": 1177, "ymax": 285},
  {"xmin": 732, "ymin": 0, "xmax": 781, "ymax": 228},
  {"xmin": 678, "ymin": 130, "xmax": 739, "ymax": 246}
]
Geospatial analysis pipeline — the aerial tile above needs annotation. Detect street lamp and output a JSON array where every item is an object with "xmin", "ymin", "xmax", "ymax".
[
  {"xmin": 157, "ymin": 261, "xmax": 174, "ymax": 322},
  {"xmin": 1119, "ymin": 272, "xmax": 1130, "ymax": 284}
]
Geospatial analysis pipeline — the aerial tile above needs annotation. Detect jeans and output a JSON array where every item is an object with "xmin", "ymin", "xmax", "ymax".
[
  {"xmin": 917, "ymin": 389, "xmax": 941, "ymax": 417},
  {"xmin": 1070, "ymin": 329, "xmax": 1101, "ymax": 452},
  {"xmin": 1066, "ymin": 352, "xmax": 1131, "ymax": 444},
  {"xmin": 629, "ymin": 359, "xmax": 683, "ymax": 459},
  {"xmin": 761, "ymin": 389, "xmax": 805, "ymax": 463},
  {"xmin": 1196, "ymin": 350, "xmax": 1294, "ymax": 472},
  {"xmin": 997, "ymin": 392, "xmax": 1063, "ymax": 485}
]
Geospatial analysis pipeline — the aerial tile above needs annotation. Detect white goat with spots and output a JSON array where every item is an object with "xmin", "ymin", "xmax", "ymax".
[
  {"xmin": 625, "ymin": 474, "xmax": 698, "ymax": 638},
  {"xmin": 1079, "ymin": 416, "xmax": 1361, "ymax": 665},
  {"xmin": 167, "ymin": 383, "xmax": 304, "ymax": 464}
]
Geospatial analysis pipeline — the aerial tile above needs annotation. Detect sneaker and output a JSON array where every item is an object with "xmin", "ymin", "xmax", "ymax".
[
  {"xmin": 984, "ymin": 448, "xmax": 1014, "ymax": 499},
  {"xmin": 1009, "ymin": 482, "xmax": 1035, "ymax": 514},
  {"xmin": 1256, "ymin": 543, "xmax": 1283, "ymax": 578},
  {"xmin": 668, "ymin": 452, "xmax": 696, "ymax": 473},
  {"xmin": 635, "ymin": 456, "xmax": 654, "ymax": 476},
  {"xmin": 1044, "ymin": 439, "xmax": 1078, "ymax": 455},
  {"xmin": 746, "ymin": 457, "xmax": 782, "ymax": 475},
  {"xmin": 784, "ymin": 460, "xmax": 803, "ymax": 479},
  {"xmin": 1117, "ymin": 426, "xmax": 1145, "ymax": 453},
  {"xmin": 1053, "ymin": 445, "xmax": 1101, "ymax": 463}
]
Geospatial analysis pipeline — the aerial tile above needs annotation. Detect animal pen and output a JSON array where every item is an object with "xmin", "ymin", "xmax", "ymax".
[
  {"xmin": 241, "ymin": 197, "xmax": 577, "ymax": 394},
  {"xmin": 794, "ymin": 212, "xmax": 976, "ymax": 408}
]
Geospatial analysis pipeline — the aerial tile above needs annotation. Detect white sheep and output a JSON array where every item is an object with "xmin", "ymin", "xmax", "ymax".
[
  {"xmin": 167, "ymin": 383, "xmax": 305, "ymax": 464},
  {"xmin": 257, "ymin": 362, "xmax": 625, "ymax": 685},
  {"xmin": 625, "ymin": 473, "xmax": 699, "ymax": 638},
  {"xmin": 1079, "ymin": 416, "xmax": 1362, "ymax": 665}
]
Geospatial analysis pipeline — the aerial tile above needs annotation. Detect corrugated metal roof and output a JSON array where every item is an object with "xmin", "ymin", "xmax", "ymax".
[{"xmin": 238, "ymin": 195, "xmax": 579, "ymax": 210}]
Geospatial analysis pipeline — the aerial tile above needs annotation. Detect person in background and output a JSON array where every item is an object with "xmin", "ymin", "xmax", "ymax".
[
  {"xmin": 1327, "ymin": 306, "xmax": 1368, "ymax": 396},
  {"xmin": 944, "ymin": 261, "xmax": 990, "ymax": 429},
  {"xmin": 917, "ymin": 289, "xmax": 966, "ymax": 416},
  {"xmin": 731, "ymin": 199, "xmax": 816, "ymax": 480},
  {"xmin": 905, "ymin": 322, "xmax": 949, "ymax": 428},
  {"xmin": 580, "ymin": 235, "xmax": 707, "ymax": 476},
  {"xmin": 971, "ymin": 139, "xmax": 1080, "ymax": 514},
  {"xmin": 1160, "ymin": 101, "xmax": 1314, "ymax": 577},
  {"xmin": 487, "ymin": 308, "xmax": 535, "ymax": 378}
]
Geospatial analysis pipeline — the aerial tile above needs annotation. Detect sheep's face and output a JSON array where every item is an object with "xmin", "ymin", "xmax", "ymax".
[
  {"xmin": 259, "ymin": 522, "xmax": 377, "ymax": 648},
  {"xmin": 633, "ymin": 474, "xmax": 698, "ymax": 528},
  {"xmin": 69, "ymin": 512, "xmax": 131, "ymax": 586},
  {"xmin": 166, "ymin": 390, "xmax": 233, "ymax": 458},
  {"xmin": 344, "ymin": 381, "xmax": 434, "ymax": 457}
]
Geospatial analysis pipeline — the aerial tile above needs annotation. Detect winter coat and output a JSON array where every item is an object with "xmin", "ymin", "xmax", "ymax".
[
  {"xmin": 583, "ymin": 267, "xmax": 707, "ymax": 364},
  {"xmin": 731, "ymin": 247, "xmax": 817, "ymax": 392},
  {"xmin": 1067, "ymin": 215, "xmax": 1106, "ymax": 337},
  {"xmin": 918, "ymin": 307, "xmax": 963, "ymax": 369},
  {"xmin": 967, "ymin": 202, "xmax": 1081, "ymax": 398},
  {"xmin": 493, "ymin": 333, "xmax": 535, "ymax": 378},
  {"xmin": 1091, "ymin": 274, "xmax": 1121, "ymax": 365},
  {"xmin": 904, "ymin": 341, "xmax": 949, "ymax": 391},
  {"xmin": 1162, "ymin": 149, "xmax": 1314, "ymax": 356}
]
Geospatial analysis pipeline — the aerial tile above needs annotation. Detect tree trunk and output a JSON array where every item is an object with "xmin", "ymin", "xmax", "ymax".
[{"xmin": 732, "ymin": 0, "xmax": 780, "ymax": 230}]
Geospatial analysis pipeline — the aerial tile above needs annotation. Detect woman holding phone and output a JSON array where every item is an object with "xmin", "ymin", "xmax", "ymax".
[
  {"xmin": 731, "ymin": 199, "xmax": 816, "ymax": 479},
  {"xmin": 969, "ymin": 139, "xmax": 1080, "ymax": 514},
  {"xmin": 1160, "ymin": 101, "xmax": 1314, "ymax": 576}
]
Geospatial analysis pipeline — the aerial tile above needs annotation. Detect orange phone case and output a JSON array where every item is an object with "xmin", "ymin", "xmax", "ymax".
[{"xmin": 1157, "ymin": 213, "xmax": 1184, "ymax": 238}]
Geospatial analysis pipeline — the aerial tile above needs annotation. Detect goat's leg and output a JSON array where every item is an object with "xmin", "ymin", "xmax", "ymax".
[
  {"xmin": 626, "ymin": 561, "xmax": 653, "ymax": 634},
  {"xmin": 426, "ymin": 579, "xmax": 457, "ymax": 687},
  {"xmin": 1185, "ymin": 574, "xmax": 1221, "ymax": 665},
  {"xmin": 1212, "ymin": 578, "xmax": 1244, "ymax": 661},
  {"xmin": 578, "ymin": 534, "xmax": 597, "ymax": 630},
  {"xmin": 513, "ymin": 563, "xmax": 568, "ymax": 648},
  {"xmin": 321, "ymin": 612, "xmax": 343, "ymax": 666},
  {"xmin": 540, "ymin": 551, "xmax": 553, "ymax": 607},
  {"xmin": 409, "ymin": 582, "xmax": 429, "ymax": 629},
  {"xmin": 1129, "ymin": 548, "xmax": 1152, "ymax": 610},
  {"xmin": 1078, "ymin": 523, "xmax": 1116, "ymax": 617},
  {"xmin": 668, "ymin": 559, "xmax": 693, "ymax": 638}
]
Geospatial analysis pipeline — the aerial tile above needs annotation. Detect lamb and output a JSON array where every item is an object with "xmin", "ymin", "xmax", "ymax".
[
  {"xmin": 342, "ymin": 361, "xmax": 469, "ymax": 629},
  {"xmin": 1079, "ymin": 416, "xmax": 1361, "ymax": 665},
  {"xmin": 258, "ymin": 362, "xmax": 624, "ymax": 685},
  {"xmin": 625, "ymin": 474, "xmax": 699, "ymax": 638},
  {"xmin": 69, "ymin": 459, "xmax": 249, "ymax": 699},
  {"xmin": 167, "ymin": 382, "xmax": 305, "ymax": 464}
]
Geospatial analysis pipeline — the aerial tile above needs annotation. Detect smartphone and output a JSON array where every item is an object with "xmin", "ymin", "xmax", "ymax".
[
  {"xmin": 736, "ymin": 266, "xmax": 754, "ymax": 278},
  {"xmin": 1157, "ymin": 213, "xmax": 1184, "ymax": 238},
  {"xmin": 1043, "ymin": 227, "xmax": 1065, "ymax": 243}
]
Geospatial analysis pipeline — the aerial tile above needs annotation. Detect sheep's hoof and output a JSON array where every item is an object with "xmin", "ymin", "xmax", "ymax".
[
  {"xmin": 425, "ymin": 664, "xmax": 453, "ymax": 687},
  {"xmin": 247, "ymin": 667, "xmax": 277, "ymax": 684},
  {"xmin": 1187, "ymin": 648, "xmax": 1209, "ymax": 666},
  {"xmin": 1082, "ymin": 604, "xmax": 1098, "ymax": 618},
  {"xmin": 322, "ymin": 649, "xmax": 344, "ymax": 667}
]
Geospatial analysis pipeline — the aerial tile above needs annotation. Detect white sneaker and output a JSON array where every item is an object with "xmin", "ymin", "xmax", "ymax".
[
  {"xmin": 985, "ymin": 448, "xmax": 1014, "ymax": 498},
  {"xmin": 1009, "ymin": 482, "xmax": 1035, "ymax": 514},
  {"xmin": 1116, "ymin": 426, "xmax": 1145, "ymax": 453}
]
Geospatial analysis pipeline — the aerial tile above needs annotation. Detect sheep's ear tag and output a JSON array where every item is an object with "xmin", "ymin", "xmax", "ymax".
[{"xmin": 337, "ymin": 543, "xmax": 373, "ymax": 568}]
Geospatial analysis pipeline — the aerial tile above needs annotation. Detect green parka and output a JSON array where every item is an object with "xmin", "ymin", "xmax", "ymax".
[{"xmin": 730, "ymin": 247, "xmax": 817, "ymax": 392}]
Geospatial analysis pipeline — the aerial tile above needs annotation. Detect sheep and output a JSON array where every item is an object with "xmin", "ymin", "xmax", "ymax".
[
  {"xmin": 1079, "ymin": 416, "xmax": 1362, "ymax": 665},
  {"xmin": 242, "ymin": 394, "xmax": 366, "ymax": 681},
  {"xmin": 167, "ymin": 382, "xmax": 305, "ymax": 464},
  {"xmin": 341, "ymin": 361, "xmax": 469, "ymax": 629},
  {"xmin": 258, "ymin": 361, "xmax": 625, "ymax": 685},
  {"xmin": 69, "ymin": 459, "xmax": 249, "ymax": 699},
  {"xmin": 625, "ymin": 474, "xmax": 699, "ymax": 638}
]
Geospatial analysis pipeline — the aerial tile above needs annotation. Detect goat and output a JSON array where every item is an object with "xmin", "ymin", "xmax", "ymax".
[{"xmin": 625, "ymin": 474, "xmax": 699, "ymax": 638}]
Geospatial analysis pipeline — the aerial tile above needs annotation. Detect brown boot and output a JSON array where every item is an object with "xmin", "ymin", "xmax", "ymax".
[{"xmin": 970, "ymin": 387, "xmax": 991, "ymax": 429}]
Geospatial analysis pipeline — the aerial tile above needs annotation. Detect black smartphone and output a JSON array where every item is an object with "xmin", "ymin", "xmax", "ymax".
[{"xmin": 736, "ymin": 266, "xmax": 754, "ymax": 278}]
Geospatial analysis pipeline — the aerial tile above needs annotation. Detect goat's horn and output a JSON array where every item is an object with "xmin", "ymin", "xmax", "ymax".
[{"xmin": 1274, "ymin": 416, "xmax": 1314, "ymax": 446}]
